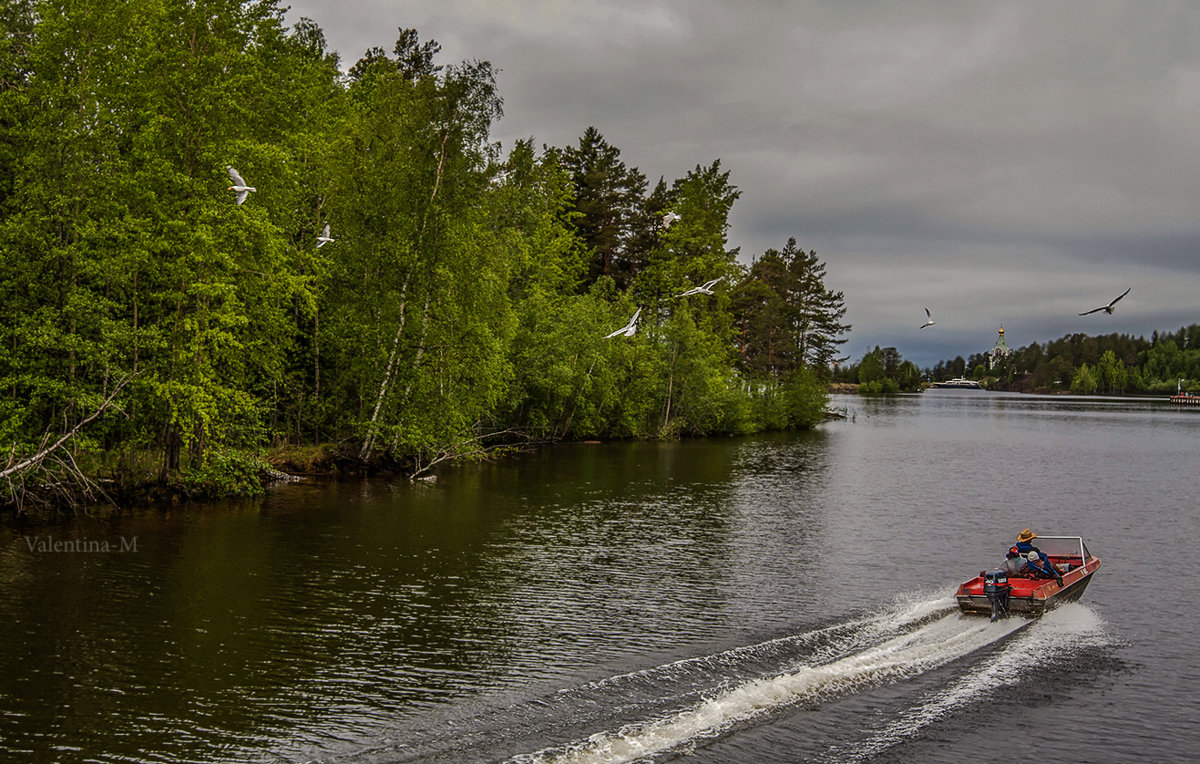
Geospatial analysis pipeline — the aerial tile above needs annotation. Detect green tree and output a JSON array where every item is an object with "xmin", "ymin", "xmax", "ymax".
[
  {"xmin": 556, "ymin": 127, "xmax": 649, "ymax": 288},
  {"xmin": 857, "ymin": 347, "xmax": 886, "ymax": 386},
  {"xmin": 897, "ymin": 360, "xmax": 923, "ymax": 391},
  {"xmin": 656, "ymin": 305, "xmax": 741, "ymax": 436},
  {"xmin": 782, "ymin": 366, "xmax": 829, "ymax": 428},
  {"xmin": 126, "ymin": 0, "xmax": 339, "ymax": 477},
  {"xmin": 624, "ymin": 161, "xmax": 745, "ymax": 436},
  {"xmin": 1071, "ymin": 363, "xmax": 1098, "ymax": 394},
  {"xmin": 2, "ymin": 4, "xmax": 855, "ymax": 509},
  {"xmin": 733, "ymin": 238, "xmax": 849, "ymax": 377},
  {"xmin": 326, "ymin": 33, "xmax": 511, "ymax": 465},
  {"xmin": 0, "ymin": 0, "xmax": 346, "ymax": 500},
  {"xmin": 852, "ymin": 346, "xmax": 919, "ymax": 393},
  {"xmin": 1096, "ymin": 349, "xmax": 1127, "ymax": 394}
]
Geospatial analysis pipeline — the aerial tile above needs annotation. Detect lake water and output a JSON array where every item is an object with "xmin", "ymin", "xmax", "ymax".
[{"xmin": 1, "ymin": 390, "xmax": 1197, "ymax": 762}]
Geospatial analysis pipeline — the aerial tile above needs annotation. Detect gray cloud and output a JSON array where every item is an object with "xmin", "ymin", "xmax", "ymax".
[{"xmin": 286, "ymin": 0, "xmax": 1200, "ymax": 368}]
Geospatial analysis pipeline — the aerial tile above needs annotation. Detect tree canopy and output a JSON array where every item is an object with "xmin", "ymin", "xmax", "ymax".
[{"xmin": 1, "ymin": 2, "xmax": 850, "ymax": 509}]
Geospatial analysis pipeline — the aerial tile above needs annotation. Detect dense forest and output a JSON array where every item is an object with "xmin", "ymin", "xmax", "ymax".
[
  {"xmin": 0, "ymin": 1, "xmax": 850, "ymax": 509},
  {"xmin": 834, "ymin": 326, "xmax": 1200, "ymax": 395}
]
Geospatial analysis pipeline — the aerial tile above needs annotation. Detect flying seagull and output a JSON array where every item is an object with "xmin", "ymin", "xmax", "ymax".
[
  {"xmin": 662, "ymin": 211, "xmax": 681, "ymax": 229},
  {"xmin": 678, "ymin": 277, "xmax": 724, "ymax": 298},
  {"xmin": 1078, "ymin": 287, "xmax": 1131, "ymax": 316},
  {"xmin": 920, "ymin": 307, "xmax": 935, "ymax": 328},
  {"xmin": 316, "ymin": 224, "xmax": 334, "ymax": 248},
  {"xmin": 604, "ymin": 307, "xmax": 641, "ymax": 338},
  {"xmin": 227, "ymin": 166, "xmax": 256, "ymax": 205}
]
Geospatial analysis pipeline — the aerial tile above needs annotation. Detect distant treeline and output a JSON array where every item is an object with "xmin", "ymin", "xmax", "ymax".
[
  {"xmin": 832, "ymin": 346, "xmax": 924, "ymax": 394},
  {"xmin": 832, "ymin": 325, "xmax": 1200, "ymax": 395},
  {"xmin": 934, "ymin": 326, "xmax": 1200, "ymax": 394},
  {"xmin": 1, "ymin": 3, "xmax": 848, "ymax": 508}
]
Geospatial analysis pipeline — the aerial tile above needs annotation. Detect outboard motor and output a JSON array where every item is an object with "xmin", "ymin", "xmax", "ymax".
[{"xmin": 983, "ymin": 569, "xmax": 1012, "ymax": 622}]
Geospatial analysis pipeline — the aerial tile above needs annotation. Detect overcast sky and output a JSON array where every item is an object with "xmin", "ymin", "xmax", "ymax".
[{"xmin": 284, "ymin": 0, "xmax": 1200, "ymax": 369}]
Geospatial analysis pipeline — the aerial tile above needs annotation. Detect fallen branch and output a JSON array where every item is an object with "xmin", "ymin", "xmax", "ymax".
[
  {"xmin": 409, "ymin": 427, "xmax": 550, "ymax": 481},
  {"xmin": 263, "ymin": 467, "xmax": 304, "ymax": 483},
  {"xmin": 2, "ymin": 373, "xmax": 136, "ymax": 510}
]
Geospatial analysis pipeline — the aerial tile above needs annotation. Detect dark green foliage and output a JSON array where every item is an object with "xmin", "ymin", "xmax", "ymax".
[
  {"xmin": 2, "ymin": 0, "xmax": 345, "ymax": 500},
  {"xmin": 846, "ymin": 346, "xmax": 921, "ymax": 394},
  {"xmin": 179, "ymin": 448, "xmax": 270, "ymax": 499},
  {"xmin": 733, "ymin": 238, "xmax": 849, "ymax": 377},
  {"xmin": 781, "ymin": 367, "xmax": 830, "ymax": 428},
  {"xmin": 555, "ymin": 127, "xmax": 651, "ymax": 289},
  {"xmin": 1, "ymin": 3, "xmax": 848, "ymax": 508}
]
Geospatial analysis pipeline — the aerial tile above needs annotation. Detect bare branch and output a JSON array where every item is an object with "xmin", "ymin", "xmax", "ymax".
[
  {"xmin": 408, "ymin": 427, "xmax": 546, "ymax": 481},
  {"xmin": 1, "ymin": 372, "xmax": 136, "ymax": 481}
]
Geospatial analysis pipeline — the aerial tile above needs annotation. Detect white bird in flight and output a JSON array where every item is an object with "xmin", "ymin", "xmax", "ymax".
[
  {"xmin": 316, "ymin": 224, "xmax": 334, "ymax": 248},
  {"xmin": 920, "ymin": 307, "xmax": 935, "ymax": 328},
  {"xmin": 604, "ymin": 307, "xmax": 641, "ymax": 338},
  {"xmin": 1078, "ymin": 287, "xmax": 1131, "ymax": 316},
  {"xmin": 227, "ymin": 166, "xmax": 256, "ymax": 205},
  {"xmin": 678, "ymin": 277, "xmax": 724, "ymax": 297},
  {"xmin": 662, "ymin": 211, "xmax": 681, "ymax": 229}
]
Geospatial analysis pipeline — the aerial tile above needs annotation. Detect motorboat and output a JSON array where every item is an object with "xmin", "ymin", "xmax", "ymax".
[
  {"xmin": 956, "ymin": 535, "xmax": 1101, "ymax": 621},
  {"xmin": 931, "ymin": 377, "xmax": 981, "ymax": 389}
]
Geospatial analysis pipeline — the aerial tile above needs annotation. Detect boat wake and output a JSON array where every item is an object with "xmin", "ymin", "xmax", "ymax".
[
  {"xmin": 512, "ymin": 594, "xmax": 1030, "ymax": 764},
  {"xmin": 307, "ymin": 595, "xmax": 1112, "ymax": 764},
  {"xmin": 818, "ymin": 601, "xmax": 1112, "ymax": 763}
]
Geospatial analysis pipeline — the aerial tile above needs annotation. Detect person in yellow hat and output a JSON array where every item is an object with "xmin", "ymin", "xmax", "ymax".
[{"xmin": 1011, "ymin": 528, "xmax": 1038, "ymax": 554}]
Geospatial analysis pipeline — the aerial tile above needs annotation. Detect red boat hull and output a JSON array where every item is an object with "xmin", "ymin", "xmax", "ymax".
[{"xmin": 956, "ymin": 556, "xmax": 1101, "ymax": 617}]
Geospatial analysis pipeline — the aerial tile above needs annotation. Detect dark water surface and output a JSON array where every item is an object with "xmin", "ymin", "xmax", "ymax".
[{"xmin": 2, "ymin": 391, "xmax": 1197, "ymax": 762}]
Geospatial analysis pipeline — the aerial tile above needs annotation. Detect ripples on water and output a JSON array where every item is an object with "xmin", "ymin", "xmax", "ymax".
[
  {"xmin": 307, "ymin": 597, "xmax": 1116, "ymax": 764},
  {"xmin": 1, "ymin": 392, "xmax": 1197, "ymax": 762}
]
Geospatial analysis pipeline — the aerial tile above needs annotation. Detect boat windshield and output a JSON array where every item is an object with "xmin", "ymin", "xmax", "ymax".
[{"xmin": 1035, "ymin": 536, "xmax": 1090, "ymax": 564}]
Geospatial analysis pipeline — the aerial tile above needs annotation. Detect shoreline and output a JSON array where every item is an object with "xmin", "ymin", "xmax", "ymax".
[
  {"xmin": 8, "ymin": 386, "xmax": 1172, "ymax": 520},
  {"xmin": 3, "ymin": 407, "xmax": 859, "ymax": 521}
]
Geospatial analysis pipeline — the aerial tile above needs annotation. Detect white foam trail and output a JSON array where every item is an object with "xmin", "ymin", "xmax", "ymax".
[
  {"xmin": 515, "ymin": 597, "xmax": 1017, "ymax": 764},
  {"xmin": 835, "ymin": 603, "xmax": 1110, "ymax": 761},
  {"xmin": 580, "ymin": 592, "xmax": 953, "ymax": 693}
]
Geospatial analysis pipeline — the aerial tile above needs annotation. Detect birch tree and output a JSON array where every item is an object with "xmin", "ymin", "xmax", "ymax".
[{"xmin": 326, "ymin": 33, "xmax": 511, "ymax": 462}]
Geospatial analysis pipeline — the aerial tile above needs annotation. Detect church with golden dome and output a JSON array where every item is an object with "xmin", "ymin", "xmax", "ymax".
[{"xmin": 988, "ymin": 326, "xmax": 1013, "ymax": 370}]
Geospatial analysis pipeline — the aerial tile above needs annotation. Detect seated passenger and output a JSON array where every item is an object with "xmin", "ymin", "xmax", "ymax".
[
  {"xmin": 1023, "ymin": 550, "xmax": 1063, "ymax": 586},
  {"xmin": 1003, "ymin": 555, "xmax": 1024, "ymax": 576}
]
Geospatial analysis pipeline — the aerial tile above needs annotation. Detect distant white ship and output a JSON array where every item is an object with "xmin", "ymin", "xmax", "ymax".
[{"xmin": 931, "ymin": 377, "xmax": 981, "ymax": 389}]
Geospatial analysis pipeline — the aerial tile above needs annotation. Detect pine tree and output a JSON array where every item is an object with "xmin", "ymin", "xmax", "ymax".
[
  {"xmin": 556, "ymin": 127, "xmax": 648, "ymax": 288},
  {"xmin": 733, "ymin": 237, "xmax": 849, "ymax": 377}
]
